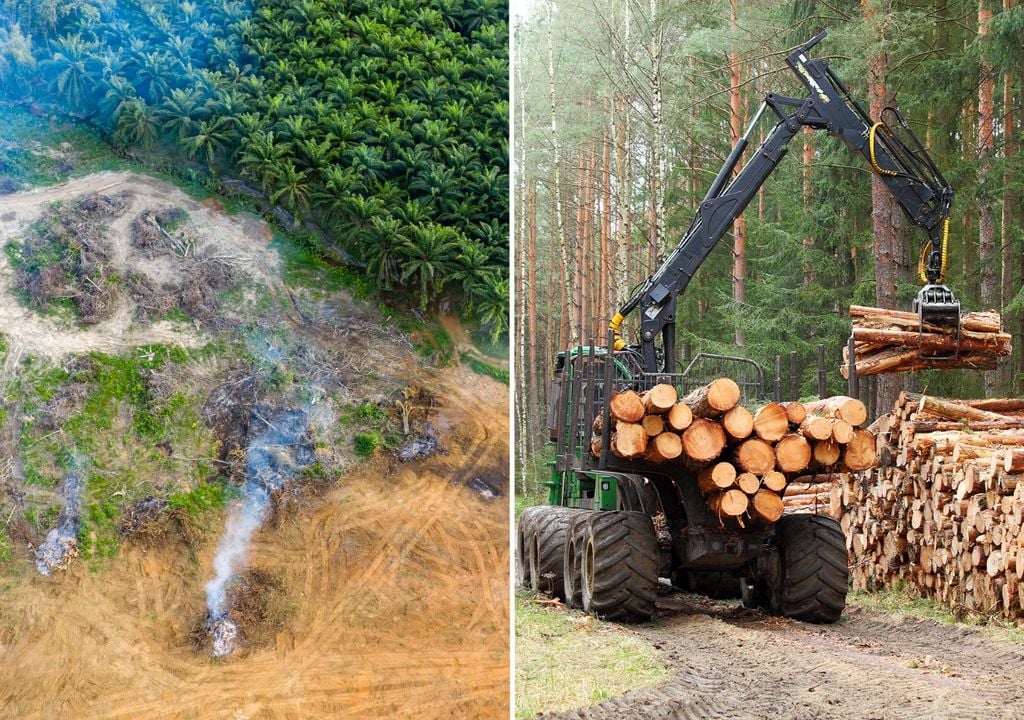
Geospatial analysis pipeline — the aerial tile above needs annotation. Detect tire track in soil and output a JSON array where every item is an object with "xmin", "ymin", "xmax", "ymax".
[{"xmin": 535, "ymin": 594, "xmax": 1024, "ymax": 720}]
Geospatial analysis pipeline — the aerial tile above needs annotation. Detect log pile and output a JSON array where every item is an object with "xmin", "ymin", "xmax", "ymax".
[
  {"xmin": 837, "ymin": 392, "xmax": 1024, "ymax": 618},
  {"xmin": 592, "ymin": 381, "xmax": 877, "ymax": 524},
  {"xmin": 843, "ymin": 305, "xmax": 1010, "ymax": 376}
]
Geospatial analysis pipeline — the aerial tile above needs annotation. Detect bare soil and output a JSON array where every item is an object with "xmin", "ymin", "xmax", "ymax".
[
  {"xmin": 0, "ymin": 171, "xmax": 281, "ymax": 367},
  {"xmin": 536, "ymin": 592, "xmax": 1024, "ymax": 720}
]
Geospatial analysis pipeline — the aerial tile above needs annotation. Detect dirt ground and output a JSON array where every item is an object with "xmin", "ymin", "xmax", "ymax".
[
  {"xmin": 536, "ymin": 592, "xmax": 1024, "ymax": 720},
  {"xmin": 0, "ymin": 170, "xmax": 282, "ymax": 367},
  {"xmin": 0, "ymin": 172, "xmax": 510, "ymax": 718}
]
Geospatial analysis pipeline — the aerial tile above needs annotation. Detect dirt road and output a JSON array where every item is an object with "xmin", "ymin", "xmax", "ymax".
[
  {"xmin": 538, "ymin": 592, "xmax": 1024, "ymax": 720},
  {"xmin": 0, "ymin": 360, "xmax": 509, "ymax": 720}
]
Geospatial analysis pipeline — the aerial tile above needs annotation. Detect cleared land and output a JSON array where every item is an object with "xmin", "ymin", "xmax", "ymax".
[{"xmin": 0, "ymin": 173, "xmax": 509, "ymax": 719}]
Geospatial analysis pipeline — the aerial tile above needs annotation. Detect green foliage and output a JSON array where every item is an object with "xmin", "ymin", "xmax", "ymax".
[
  {"xmin": 168, "ymin": 480, "xmax": 229, "ymax": 516},
  {"xmin": 460, "ymin": 351, "xmax": 509, "ymax": 384},
  {"xmin": 3, "ymin": 0, "xmax": 509, "ymax": 332},
  {"xmin": 354, "ymin": 431, "xmax": 383, "ymax": 457}
]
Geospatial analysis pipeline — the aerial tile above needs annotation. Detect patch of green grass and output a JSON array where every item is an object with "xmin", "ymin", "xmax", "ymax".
[
  {"xmin": 271, "ymin": 232, "xmax": 375, "ymax": 300},
  {"xmin": 850, "ymin": 584, "xmax": 1024, "ymax": 643},
  {"xmin": 0, "ymin": 106, "xmax": 127, "ymax": 187},
  {"xmin": 0, "ymin": 525, "xmax": 12, "ymax": 563},
  {"xmin": 516, "ymin": 591, "xmax": 669, "ymax": 718},
  {"xmin": 354, "ymin": 431, "xmax": 383, "ymax": 457},
  {"xmin": 461, "ymin": 352, "xmax": 509, "ymax": 384},
  {"xmin": 168, "ymin": 480, "xmax": 229, "ymax": 517}
]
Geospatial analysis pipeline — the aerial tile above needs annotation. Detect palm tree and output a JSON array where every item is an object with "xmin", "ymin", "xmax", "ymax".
[
  {"xmin": 399, "ymin": 224, "xmax": 458, "ymax": 310},
  {"xmin": 43, "ymin": 34, "xmax": 95, "ymax": 110},
  {"xmin": 472, "ymin": 271, "xmax": 509, "ymax": 343},
  {"xmin": 115, "ymin": 98, "xmax": 159, "ymax": 150},
  {"xmin": 365, "ymin": 216, "xmax": 407, "ymax": 288},
  {"xmin": 184, "ymin": 117, "xmax": 232, "ymax": 173},
  {"xmin": 270, "ymin": 162, "xmax": 310, "ymax": 218},
  {"xmin": 238, "ymin": 130, "xmax": 288, "ymax": 194},
  {"xmin": 158, "ymin": 87, "xmax": 203, "ymax": 142},
  {"xmin": 448, "ymin": 238, "xmax": 492, "ymax": 309}
]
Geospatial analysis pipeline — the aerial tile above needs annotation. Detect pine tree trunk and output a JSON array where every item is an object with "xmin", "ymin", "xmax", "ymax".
[
  {"xmin": 802, "ymin": 126, "xmax": 815, "ymax": 286},
  {"xmin": 864, "ymin": 0, "xmax": 904, "ymax": 419},
  {"xmin": 601, "ymin": 105, "xmax": 612, "ymax": 329},
  {"xmin": 729, "ymin": 0, "xmax": 746, "ymax": 347},
  {"xmin": 1001, "ymin": 0, "xmax": 1016, "ymax": 393},
  {"xmin": 574, "ymin": 150, "xmax": 586, "ymax": 342},
  {"xmin": 977, "ymin": 2, "xmax": 997, "ymax": 396}
]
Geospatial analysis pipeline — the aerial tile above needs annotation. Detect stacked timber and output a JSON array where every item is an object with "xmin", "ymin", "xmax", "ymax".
[
  {"xmin": 592, "ymin": 381, "xmax": 877, "ymax": 525},
  {"xmin": 838, "ymin": 392, "xmax": 1024, "ymax": 619},
  {"xmin": 844, "ymin": 305, "xmax": 1011, "ymax": 376}
]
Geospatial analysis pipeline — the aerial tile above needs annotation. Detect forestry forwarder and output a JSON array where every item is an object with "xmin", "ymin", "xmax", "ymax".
[{"xmin": 518, "ymin": 31, "xmax": 960, "ymax": 624}]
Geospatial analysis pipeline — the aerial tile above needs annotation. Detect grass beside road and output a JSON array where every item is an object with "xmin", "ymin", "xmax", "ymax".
[
  {"xmin": 849, "ymin": 584, "xmax": 1024, "ymax": 643},
  {"xmin": 515, "ymin": 591, "xmax": 669, "ymax": 718}
]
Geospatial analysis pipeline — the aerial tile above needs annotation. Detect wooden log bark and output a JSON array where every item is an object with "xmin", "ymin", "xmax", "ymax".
[
  {"xmin": 643, "ymin": 383, "xmax": 678, "ymax": 414},
  {"xmin": 803, "ymin": 396, "xmax": 868, "ymax": 426},
  {"xmin": 707, "ymin": 488, "xmax": 749, "ymax": 517},
  {"xmin": 697, "ymin": 461, "xmax": 737, "ymax": 494},
  {"xmin": 610, "ymin": 423, "xmax": 647, "ymax": 459},
  {"xmin": 645, "ymin": 431, "xmax": 682, "ymax": 463},
  {"xmin": 753, "ymin": 402, "xmax": 789, "ymax": 442},
  {"xmin": 610, "ymin": 391, "xmax": 645, "ymax": 423},
  {"xmin": 775, "ymin": 434, "xmax": 812, "ymax": 473},
  {"xmin": 917, "ymin": 395, "xmax": 1010, "ymax": 423},
  {"xmin": 683, "ymin": 378, "xmax": 740, "ymax": 418},
  {"xmin": 666, "ymin": 402, "xmax": 694, "ymax": 432},
  {"xmin": 735, "ymin": 438, "xmax": 775, "ymax": 475},
  {"xmin": 682, "ymin": 419, "xmax": 726, "ymax": 464}
]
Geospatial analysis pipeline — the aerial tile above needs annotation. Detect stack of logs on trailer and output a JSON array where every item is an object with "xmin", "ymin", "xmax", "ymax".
[
  {"xmin": 834, "ymin": 393, "xmax": 1024, "ymax": 618},
  {"xmin": 592, "ymin": 379, "xmax": 876, "ymax": 525}
]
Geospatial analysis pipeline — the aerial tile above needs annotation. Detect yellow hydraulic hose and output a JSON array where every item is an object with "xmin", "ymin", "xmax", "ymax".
[
  {"xmin": 868, "ymin": 122, "xmax": 900, "ymax": 177},
  {"xmin": 918, "ymin": 217, "xmax": 950, "ymax": 284}
]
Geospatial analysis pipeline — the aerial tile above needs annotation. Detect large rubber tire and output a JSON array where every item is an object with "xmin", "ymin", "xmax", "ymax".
[
  {"xmin": 581, "ymin": 511, "xmax": 658, "ymax": 622},
  {"xmin": 774, "ymin": 514, "xmax": 848, "ymax": 623},
  {"xmin": 516, "ymin": 507, "xmax": 544, "ymax": 589},
  {"xmin": 529, "ymin": 507, "xmax": 584, "ymax": 598},
  {"xmin": 562, "ymin": 512, "xmax": 592, "ymax": 608}
]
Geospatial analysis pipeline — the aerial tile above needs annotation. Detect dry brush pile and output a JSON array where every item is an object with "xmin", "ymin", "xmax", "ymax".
[
  {"xmin": 834, "ymin": 393, "xmax": 1024, "ymax": 619},
  {"xmin": 595, "ymin": 380, "xmax": 876, "ymax": 525}
]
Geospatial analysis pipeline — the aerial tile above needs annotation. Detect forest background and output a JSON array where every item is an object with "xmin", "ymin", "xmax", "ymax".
[{"xmin": 513, "ymin": 0, "xmax": 1024, "ymax": 496}]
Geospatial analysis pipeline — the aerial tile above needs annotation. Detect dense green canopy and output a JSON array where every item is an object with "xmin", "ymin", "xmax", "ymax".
[{"xmin": 0, "ymin": 0, "xmax": 509, "ymax": 337}]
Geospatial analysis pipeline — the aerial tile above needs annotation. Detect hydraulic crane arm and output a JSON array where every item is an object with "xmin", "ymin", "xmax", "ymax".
[{"xmin": 612, "ymin": 30, "xmax": 958, "ymax": 373}]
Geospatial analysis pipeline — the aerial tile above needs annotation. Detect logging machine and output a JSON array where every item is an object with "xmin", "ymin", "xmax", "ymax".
[{"xmin": 519, "ymin": 31, "xmax": 960, "ymax": 624}]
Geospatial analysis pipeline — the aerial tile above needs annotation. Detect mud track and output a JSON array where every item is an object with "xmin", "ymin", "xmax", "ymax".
[{"xmin": 538, "ymin": 593, "xmax": 1024, "ymax": 720}]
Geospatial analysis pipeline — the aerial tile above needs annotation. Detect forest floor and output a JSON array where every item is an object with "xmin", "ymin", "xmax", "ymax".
[
  {"xmin": 0, "ymin": 171, "xmax": 509, "ymax": 718},
  {"xmin": 526, "ymin": 590, "xmax": 1024, "ymax": 720}
]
